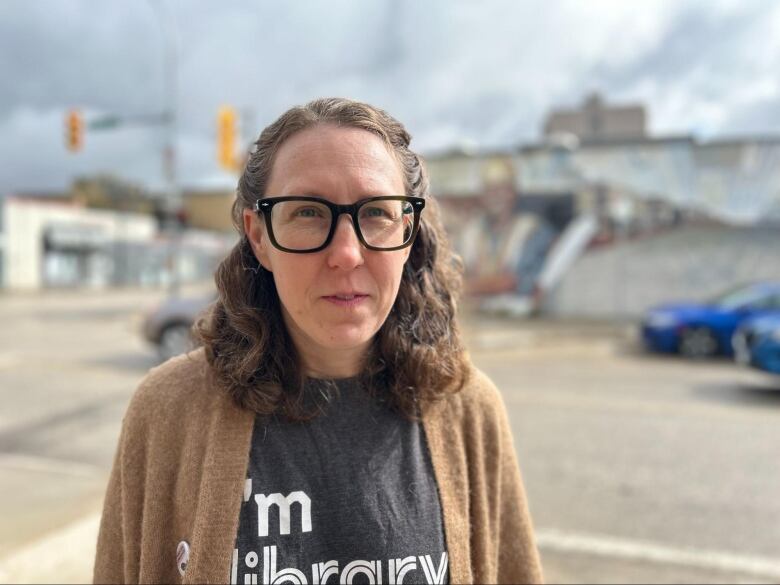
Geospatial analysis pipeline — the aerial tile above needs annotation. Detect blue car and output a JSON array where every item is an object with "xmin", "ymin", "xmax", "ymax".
[
  {"xmin": 641, "ymin": 282, "xmax": 780, "ymax": 358},
  {"xmin": 732, "ymin": 313, "xmax": 780, "ymax": 374}
]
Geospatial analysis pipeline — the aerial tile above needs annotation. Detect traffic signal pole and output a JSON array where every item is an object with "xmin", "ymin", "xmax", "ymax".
[
  {"xmin": 65, "ymin": 3, "xmax": 251, "ymax": 298},
  {"xmin": 62, "ymin": 1, "xmax": 185, "ymax": 296},
  {"xmin": 149, "ymin": 0, "xmax": 182, "ymax": 297}
]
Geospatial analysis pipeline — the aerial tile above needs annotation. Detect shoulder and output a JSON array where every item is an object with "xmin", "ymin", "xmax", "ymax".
[
  {"xmin": 459, "ymin": 364, "xmax": 505, "ymax": 410},
  {"xmin": 122, "ymin": 346, "xmax": 220, "ymax": 433},
  {"xmin": 422, "ymin": 360, "xmax": 519, "ymax": 481},
  {"xmin": 428, "ymin": 360, "xmax": 510, "ymax": 431}
]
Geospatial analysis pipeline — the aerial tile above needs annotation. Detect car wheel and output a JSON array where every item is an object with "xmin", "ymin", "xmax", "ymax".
[
  {"xmin": 158, "ymin": 323, "xmax": 194, "ymax": 362},
  {"xmin": 678, "ymin": 326, "xmax": 719, "ymax": 358}
]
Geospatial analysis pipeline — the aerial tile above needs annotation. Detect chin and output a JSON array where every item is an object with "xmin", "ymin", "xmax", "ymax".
[{"xmin": 318, "ymin": 324, "xmax": 377, "ymax": 351}]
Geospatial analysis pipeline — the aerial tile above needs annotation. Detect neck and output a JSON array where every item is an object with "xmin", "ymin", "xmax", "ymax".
[
  {"xmin": 282, "ymin": 312, "xmax": 369, "ymax": 380},
  {"xmin": 300, "ymin": 345, "xmax": 367, "ymax": 379}
]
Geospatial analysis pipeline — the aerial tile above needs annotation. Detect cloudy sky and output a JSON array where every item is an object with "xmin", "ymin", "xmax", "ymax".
[{"xmin": 1, "ymin": 0, "xmax": 779, "ymax": 194}]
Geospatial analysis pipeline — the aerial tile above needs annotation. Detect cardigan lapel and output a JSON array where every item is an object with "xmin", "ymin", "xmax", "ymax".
[
  {"xmin": 423, "ymin": 400, "xmax": 472, "ymax": 584},
  {"xmin": 184, "ymin": 389, "xmax": 255, "ymax": 584}
]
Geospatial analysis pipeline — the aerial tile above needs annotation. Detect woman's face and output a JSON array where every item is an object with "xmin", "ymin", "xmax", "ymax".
[{"xmin": 243, "ymin": 124, "xmax": 411, "ymax": 376}]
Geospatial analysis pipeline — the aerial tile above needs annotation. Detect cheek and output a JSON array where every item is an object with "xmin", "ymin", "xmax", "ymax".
[
  {"xmin": 268, "ymin": 257, "xmax": 315, "ymax": 312},
  {"xmin": 374, "ymin": 254, "xmax": 408, "ymax": 299}
]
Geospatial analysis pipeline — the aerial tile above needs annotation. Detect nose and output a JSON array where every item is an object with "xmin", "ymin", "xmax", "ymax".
[{"xmin": 326, "ymin": 214, "xmax": 364, "ymax": 270}]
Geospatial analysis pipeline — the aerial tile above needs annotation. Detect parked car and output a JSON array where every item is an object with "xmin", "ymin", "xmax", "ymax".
[
  {"xmin": 142, "ymin": 292, "xmax": 216, "ymax": 361},
  {"xmin": 732, "ymin": 312, "xmax": 780, "ymax": 374},
  {"xmin": 640, "ymin": 282, "xmax": 780, "ymax": 358}
]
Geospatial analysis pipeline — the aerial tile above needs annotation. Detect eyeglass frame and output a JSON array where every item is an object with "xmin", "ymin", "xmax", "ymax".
[{"xmin": 253, "ymin": 195, "xmax": 426, "ymax": 253}]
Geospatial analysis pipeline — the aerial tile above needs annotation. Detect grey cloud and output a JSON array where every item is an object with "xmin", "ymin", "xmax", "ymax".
[
  {"xmin": 1, "ymin": 0, "xmax": 778, "ymax": 194},
  {"xmin": 584, "ymin": 0, "xmax": 778, "ymax": 110},
  {"xmin": 0, "ymin": 2, "xmax": 163, "ymax": 117},
  {"xmin": 721, "ymin": 95, "xmax": 780, "ymax": 136}
]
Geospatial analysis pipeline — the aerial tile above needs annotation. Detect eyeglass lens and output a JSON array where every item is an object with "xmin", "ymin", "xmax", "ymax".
[{"xmin": 269, "ymin": 199, "xmax": 414, "ymax": 251}]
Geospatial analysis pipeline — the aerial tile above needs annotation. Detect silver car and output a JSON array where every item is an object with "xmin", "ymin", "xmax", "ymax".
[{"xmin": 141, "ymin": 292, "xmax": 216, "ymax": 361}]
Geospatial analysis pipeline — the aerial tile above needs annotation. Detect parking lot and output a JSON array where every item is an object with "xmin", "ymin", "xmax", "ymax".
[{"xmin": 0, "ymin": 289, "xmax": 779, "ymax": 583}]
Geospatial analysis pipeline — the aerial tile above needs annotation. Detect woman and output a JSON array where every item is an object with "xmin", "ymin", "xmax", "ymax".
[{"xmin": 94, "ymin": 98, "xmax": 543, "ymax": 584}]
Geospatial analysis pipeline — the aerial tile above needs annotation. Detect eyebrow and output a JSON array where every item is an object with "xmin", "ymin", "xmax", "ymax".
[{"xmin": 274, "ymin": 187, "xmax": 402, "ymax": 198}]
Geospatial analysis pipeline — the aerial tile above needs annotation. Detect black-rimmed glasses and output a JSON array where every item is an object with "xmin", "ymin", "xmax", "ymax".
[{"xmin": 253, "ymin": 196, "xmax": 426, "ymax": 253}]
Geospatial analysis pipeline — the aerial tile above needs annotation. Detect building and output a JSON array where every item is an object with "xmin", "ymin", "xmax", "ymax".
[
  {"xmin": 181, "ymin": 189, "xmax": 236, "ymax": 232},
  {"xmin": 423, "ymin": 95, "xmax": 780, "ymax": 317},
  {"xmin": 0, "ymin": 195, "xmax": 235, "ymax": 291},
  {"xmin": 543, "ymin": 93, "xmax": 646, "ymax": 141},
  {"xmin": 0, "ymin": 196, "xmax": 156, "ymax": 289},
  {"xmin": 426, "ymin": 130, "xmax": 780, "ymax": 230},
  {"xmin": 424, "ymin": 148, "xmax": 580, "ymax": 232}
]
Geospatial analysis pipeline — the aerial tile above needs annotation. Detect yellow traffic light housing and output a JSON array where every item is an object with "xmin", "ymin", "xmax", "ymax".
[
  {"xmin": 217, "ymin": 106, "xmax": 238, "ymax": 170},
  {"xmin": 65, "ymin": 109, "xmax": 83, "ymax": 152}
]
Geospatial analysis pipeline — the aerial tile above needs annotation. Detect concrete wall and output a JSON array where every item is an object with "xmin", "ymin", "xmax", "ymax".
[{"xmin": 546, "ymin": 224, "xmax": 780, "ymax": 318}]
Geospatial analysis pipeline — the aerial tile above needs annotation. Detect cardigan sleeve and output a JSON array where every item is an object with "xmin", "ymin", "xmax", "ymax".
[
  {"xmin": 93, "ymin": 422, "xmax": 128, "ymax": 584},
  {"xmin": 428, "ymin": 365, "xmax": 544, "ymax": 584},
  {"xmin": 93, "ymin": 372, "xmax": 154, "ymax": 584},
  {"xmin": 463, "ymin": 367, "xmax": 544, "ymax": 584}
]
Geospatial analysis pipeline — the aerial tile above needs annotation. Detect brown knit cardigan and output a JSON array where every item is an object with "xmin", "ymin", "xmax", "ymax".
[{"xmin": 93, "ymin": 348, "xmax": 543, "ymax": 584}]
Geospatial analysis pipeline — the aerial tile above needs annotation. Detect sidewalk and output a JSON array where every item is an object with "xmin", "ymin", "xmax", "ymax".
[{"xmin": 0, "ymin": 505, "xmax": 102, "ymax": 584}]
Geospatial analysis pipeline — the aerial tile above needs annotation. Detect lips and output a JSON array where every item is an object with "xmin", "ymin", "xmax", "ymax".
[
  {"xmin": 323, "ymin": 291, "xmax": 369, "ymax": 300},
  {"xmin": 322, "ymin": 292, "xmax": 369, "ymax": 307}
]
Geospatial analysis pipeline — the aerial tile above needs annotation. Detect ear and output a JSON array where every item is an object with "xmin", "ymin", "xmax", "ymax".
[{"xmin": 242, "ymin": 208, "xmax": 273, "ymax": 272}]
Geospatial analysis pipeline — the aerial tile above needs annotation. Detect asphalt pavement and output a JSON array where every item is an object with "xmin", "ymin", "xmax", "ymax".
[
  {"xmin": 466, "ymin": 313, "xmax": 780, "ymax": 583},
  {"xmin": 0, "ymin": 290, "xmax": 778, "ymax": 583}
]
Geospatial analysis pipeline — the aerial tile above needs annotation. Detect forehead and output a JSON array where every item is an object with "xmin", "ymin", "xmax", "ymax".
[{"xmin": 266, "ymin": 125, "xmax": 405, "ymax": 197}]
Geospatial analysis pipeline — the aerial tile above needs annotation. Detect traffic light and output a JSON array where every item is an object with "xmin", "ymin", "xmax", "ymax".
[
  {"xmin": 217, "ymin": 106, "xmax": 238, "ymax": 170},
  {"xmin": 65, "ymin": 109, "xmax": 83, "ymax": 152}
]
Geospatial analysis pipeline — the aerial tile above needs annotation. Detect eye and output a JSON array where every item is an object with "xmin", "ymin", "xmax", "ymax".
[
  {"xmin": 360, "ymin": 202, "xmax": 401, "ymax": 221},
  {"xmin": 363, "ymin": 206, "xmax": 389, "ymax": 218},
  {"xmin": 292, "ymin": 206, "xmax": 325, "ymax": 218}
]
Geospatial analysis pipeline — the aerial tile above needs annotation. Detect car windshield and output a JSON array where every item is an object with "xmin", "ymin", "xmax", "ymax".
[{"xmin": 707, "ymin": 284, "xmax": 763, "ymax": 309}]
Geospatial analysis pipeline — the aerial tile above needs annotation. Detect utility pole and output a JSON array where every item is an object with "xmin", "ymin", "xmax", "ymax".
[
  {"xmin": 148, "ymin": 0, "xmax": 182, "ymax": 296},
  {"xmin": 240, "ymin": 106, "xmax": 257, "ymax": 162},
  {"xmin": 61, "ymin": 2, "xmax": 183, "ymax": 295}
]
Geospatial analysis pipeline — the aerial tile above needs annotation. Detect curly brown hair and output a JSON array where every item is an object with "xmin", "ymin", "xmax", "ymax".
[{"xmin": 194, "ymin": 97, "xmax": 469, "ymax": 421}]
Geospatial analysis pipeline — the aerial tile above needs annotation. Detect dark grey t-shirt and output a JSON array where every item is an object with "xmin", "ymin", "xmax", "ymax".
[{"xmin": 230, "ymin": 377, "xmax": 449, "ymax": 585}]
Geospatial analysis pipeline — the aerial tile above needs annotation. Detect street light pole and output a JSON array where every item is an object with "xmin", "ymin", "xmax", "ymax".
[{"xmin": 148, "ymin": 0, "xmax": 182, "ymax": 296}]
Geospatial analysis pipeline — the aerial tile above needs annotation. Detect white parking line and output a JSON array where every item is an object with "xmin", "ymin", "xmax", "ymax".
[
  {"xmin": 3, "ymin": 517, "xmax": 780, "ymax": 583},
  {"xmin": 536, "ymin": 529, "xmax": 780, "ymax": 580}
]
